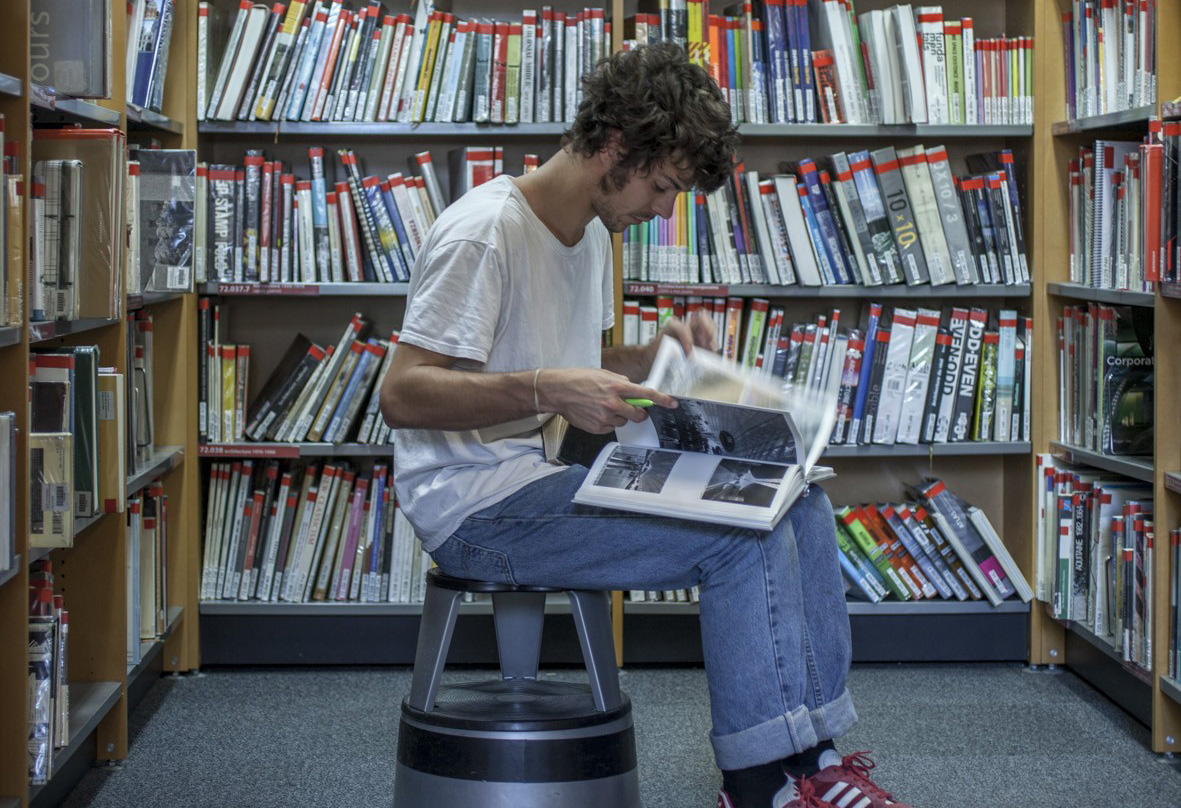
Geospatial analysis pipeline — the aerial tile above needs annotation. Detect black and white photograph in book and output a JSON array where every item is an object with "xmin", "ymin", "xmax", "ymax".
[
  {"xmin": 703, "ymin": 459, "xmax": 786, "ymax": 508},
  {"xmin": 591, "ymin": 446, "xmax": 678, "ymax": 494},
  {"xmin": 647, "ymin": 399, "xmax": 797, "ymax": 463}
]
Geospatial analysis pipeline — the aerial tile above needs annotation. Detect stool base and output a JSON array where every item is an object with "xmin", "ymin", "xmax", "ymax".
[{"xmin": 393, "ymin": 764, "xmax": 642, "ymax": 808}]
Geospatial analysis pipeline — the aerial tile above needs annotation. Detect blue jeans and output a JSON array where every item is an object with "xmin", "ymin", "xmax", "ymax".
[{"xmin": 430, "ymin": 464, "xmax": 857, "ymax": 770}]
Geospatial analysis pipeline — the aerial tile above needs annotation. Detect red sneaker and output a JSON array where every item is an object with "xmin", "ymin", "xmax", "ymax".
[
  {"xmin": 809, "ymin": 751, "xmax": 913, "ymax": 808},
  {"xmin": 717, "ymin": 775, "xmax": 827, "ymax": 808}
]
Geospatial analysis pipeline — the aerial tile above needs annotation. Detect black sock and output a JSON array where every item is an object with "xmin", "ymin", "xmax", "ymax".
[
  {"xmin": 721, "ymin": 760, "xmax": 789, "ymax": 808},
  {"xmin": 781, "ymin": 739, "xmax": 837, "ymax": 779}
]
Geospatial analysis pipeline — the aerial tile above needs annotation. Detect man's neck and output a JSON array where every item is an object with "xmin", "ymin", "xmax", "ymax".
[{"xmin": 512, "ymin": 150, "xmax": 597, "ymax": 247}]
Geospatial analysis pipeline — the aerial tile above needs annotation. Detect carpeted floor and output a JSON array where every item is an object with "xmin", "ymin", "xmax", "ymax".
[{"xmin": 59, "ymin": 663, "xmax": 1181, "ymax": 808}]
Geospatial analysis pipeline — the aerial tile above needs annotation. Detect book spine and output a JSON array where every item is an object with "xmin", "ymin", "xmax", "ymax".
[
  {"xmin": 949, "ymin": 307, "xmax": 988, "ymax": 442},
  {"xmin": 871, "ymin": 146, "xmax": 930, "ymax": 285}
]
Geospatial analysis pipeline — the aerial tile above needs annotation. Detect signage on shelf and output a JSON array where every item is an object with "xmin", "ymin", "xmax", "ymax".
[
  {"xmin": 623, "ymin": 282, "xmax": 729, "ymax": 296},
  {"xmin": 217, "ymin": 283, "xmax": 321, "ymax": 296},
  {"xmin": 199, "ymin": 443, "xmax": 300, "ymax": 458}
]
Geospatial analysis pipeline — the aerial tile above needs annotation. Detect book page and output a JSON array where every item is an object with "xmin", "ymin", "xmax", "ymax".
[
  {"xmin": 616, "ymin": 398, "xmax": 802, "ymax": 465},
  {"xmin": 637, "ymin": 336, "xmax": 847, "ymax": 472},
  {"xmin": 574, "ymin": 442, "xmax": 806, "ymax": 531}
]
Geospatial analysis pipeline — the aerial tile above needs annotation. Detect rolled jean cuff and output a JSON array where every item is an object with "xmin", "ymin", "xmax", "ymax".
[{"xmin": 709, "ymin": 688, "xmax": 858, "ymax": 770}]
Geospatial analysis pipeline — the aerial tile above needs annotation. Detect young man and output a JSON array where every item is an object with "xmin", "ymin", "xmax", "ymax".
[{"xmin": 380, "ymin": 42, "xmax": 913, "ymax": 808}]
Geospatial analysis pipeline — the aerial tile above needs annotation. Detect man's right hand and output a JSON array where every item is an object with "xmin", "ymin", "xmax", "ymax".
[{"xmin": 535, "ymin": 367, "xmax": 676, "ymax": 434}]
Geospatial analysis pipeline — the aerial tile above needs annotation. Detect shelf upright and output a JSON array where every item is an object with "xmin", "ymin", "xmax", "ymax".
[{"xmin": 0, "ymin": 4, "xmax": 31, "ymax": 804}]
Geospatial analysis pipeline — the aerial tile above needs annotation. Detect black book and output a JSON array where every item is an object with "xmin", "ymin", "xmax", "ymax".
[
  {"xmin": 870, "ymin": 147, "xmax": 929, "ymax": 285},
  {"xmin": 982, "ymin": 173, "xmax": 1016, "ymax": 284},
  {"xmin": 962, "ymin": 177, "xmax": 1001, "ymax": 283},
  {"xmin": 260, "ymin": 341, "xmax": 329, "ymax": 442},
  {"xmin": 948, "ymin": 308, "xmax": 988, "ymax": 442},
  {"xmin": 208, "ymin": 165, "xmax": 238, "ymax": 282},
  {"xmin": 819, "ymin": 169, "xmax": 859, "ymax": 282},
  {"xmin": 237, "ymin": 5, "xmax": 285, "ymax": 119},
  {"xmin": 248, "ymin": 461, "xmax": 282, "ymax": 598},
  {"xmin": 245, "ymin": 333, "xmax": 315, "ymax": 440},
  {"xmin": 955, "ymin": 177, "xmax": 989, "ymax": 282},
  {"xmin": 233, "ymin": 167, "xmax": 246, "ymax": 281},
  {"xmin": 857, "ymin": 325, "xmax": 892, "ymax": 445},
  {"xmin": 920, "ymin": 327, "xmax": 952, "ymax": 443},
  {"xmin": 243, "ymin": 150, "xmax": 264, "ymax": 281},
  {"xmin": 198, "ymin": 298, "xmax": 212, "ymax": 440}
]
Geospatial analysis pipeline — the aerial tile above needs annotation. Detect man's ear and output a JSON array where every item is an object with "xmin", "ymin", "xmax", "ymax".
[{"xmin": 599, "ymin": 128, "xmax": 625, "ymax": 167}]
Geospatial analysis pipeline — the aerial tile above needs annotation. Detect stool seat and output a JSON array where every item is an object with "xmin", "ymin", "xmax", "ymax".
[
  {"xmin": 394, "ymin": 567, "xmax": 641, "ymax": 808},
  {"xmin": 428, "ymin": 569, "xmax": 563, "ymax": 594}
]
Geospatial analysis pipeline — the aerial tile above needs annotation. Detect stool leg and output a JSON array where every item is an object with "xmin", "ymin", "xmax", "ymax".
[
  {"xmin": 491, "ymin": 591, "xmax": 546, "ymax": 680},
  {"xmin": 407, "ymin": 585, "xmax": 464, "ymax": 712},
  {"xmin": 566, "ymin": 590, "xmax": 623, "ymax": 712}
]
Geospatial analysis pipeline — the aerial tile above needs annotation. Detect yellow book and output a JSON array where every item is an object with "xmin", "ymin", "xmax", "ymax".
[
  {"xmin": 221, "ymin": 344, "xmax": 237, "ymax": 443},
  {"xmin": 6, "ymin": 175, "xmax": 22, "ymax": 325},
  {"xmin": 29, "ymin": 432, "xmax": 74, "ymax": 548},
  {"xmin": 254, "ymin": 0, "xmax": 309, "ymax": 119},
  {"xmin": 413, "ymin": 12, "xmax": 443, "ymax": 122}
]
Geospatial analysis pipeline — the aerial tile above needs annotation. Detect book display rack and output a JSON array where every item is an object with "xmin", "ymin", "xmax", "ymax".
[
  {"xmin": 1032, "ymin": 0, "xmax": 1181, "ymax": 756},
  {"xmin": 0, "ymin": 1, "xmax": 201, "ymax": 805}
]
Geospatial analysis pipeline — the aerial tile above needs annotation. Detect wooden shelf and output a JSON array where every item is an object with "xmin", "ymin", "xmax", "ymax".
[
  {"xmin": 26, "ymin": 680, "xmax": 122, "ymax": 805},
  {"xmin": 824, "ymin": 441, "xmax": 1030, "ymax": 458},
  {"xmin": 623, "ymin": 282, "xmax": 1031, "ymax": 299},
  {"xmin": 199, "ymin": 442, "xmax": 390, "ymax": 458},
  {"xmin": 71, "ymin": 511, "xmax": 107, "ymax": 541},
  {"xmin": 1046, "ymin": 282, "xmax": 1155, "ymax": 307},
  {"xmin": 127, "ymin": 291, "xmax": 186, "ymax": 310},
  {"xmin": 0, "ymin": 554, "xmax": 19, "ymax": 590},
  {"xmin": 198, "ymin": 120, "xmax": 569, "ymax": 137},
  {"xmin": 29, "ymin": 83, "xmax": 121, "ymax": 126},
  {"xmin": 125, "ymin": 104, "xmax": 184, "ymax": 134},
  {"xmin": 738, "ymin": 123, "xmax": 1033, "ymax": 138},
  {"xmin": 0, "ymin": 326, "xmax": 19, "ymax": 348},
  {"xmin": 126, "ymin": 447, "xmax": 184, "ymax": 495},
  {"xmin": 200, "ymin": 280, "xmax": 409, "ymax": 297},
  {"xmin": 1162, "ymin": 676, "xmax": 1181, "ymax": 708},
  {"xmin": 1166, "ymin": 472, "xmax": 1181, "ymax": 494},
  {"xmin": 0, "ymin": 71, "xmax": 21, "ymax": 97},
  {"xmin": 128, "ymin": 607, "xmax": 184, "ymax": 681},
  {"xmin": 1048, "ymin": 441, "xmax": 1154, "ymax": 482},
  {"xmin": 1050, "ymin": 105, "xmax": 1155, "ymax": 135},
  {"xmin": 29, "ymin": 317, "xmax": 120, "ymax": 344}
]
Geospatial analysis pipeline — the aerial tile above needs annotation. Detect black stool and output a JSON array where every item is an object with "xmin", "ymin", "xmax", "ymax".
[{"xmin": 394, "ymin": 569, "xmax": 641, "ymax": 807}]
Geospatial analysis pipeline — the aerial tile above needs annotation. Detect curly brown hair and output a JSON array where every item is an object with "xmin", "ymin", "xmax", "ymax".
[{"xmin": 563, "ymin": 42, "xmax": 740, "ymax": 193}]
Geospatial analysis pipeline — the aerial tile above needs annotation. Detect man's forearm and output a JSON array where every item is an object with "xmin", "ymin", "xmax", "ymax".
[
  {"xmin": 381, "ymin": 365, "xmax": 539, "ymax": 430},
  {"xmin": 601, "ymin": 343, "xmax": 656, "ymax": 383}
]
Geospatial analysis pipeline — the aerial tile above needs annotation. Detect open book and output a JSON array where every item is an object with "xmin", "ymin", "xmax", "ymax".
[{"xmin": 571, "ymin": 335, "xmax": 847, "ymax": 531}]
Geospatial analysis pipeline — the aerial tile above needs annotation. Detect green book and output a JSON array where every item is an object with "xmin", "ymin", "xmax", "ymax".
[
  {"xmin": 836, "ymin": 507, "xmax": 910, "ymax": 600},
  {"xmin": 972, "ymin": 331, "xmax": 998, "ymax": 441}
]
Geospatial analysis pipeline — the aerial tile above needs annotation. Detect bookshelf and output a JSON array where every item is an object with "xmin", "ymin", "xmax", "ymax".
[
  {"xmin": 1033, "ymin": 0, "xmax": 1181, "ymax": 757},
  {"xmin": 0, "ymin": 0, "xmax": 204, "ymax": 805}
]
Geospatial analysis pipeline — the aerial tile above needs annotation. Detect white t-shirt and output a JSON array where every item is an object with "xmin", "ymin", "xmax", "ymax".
[{"xmin": 393, "ymin": 175, "xmax": 614, "ymax": 550}]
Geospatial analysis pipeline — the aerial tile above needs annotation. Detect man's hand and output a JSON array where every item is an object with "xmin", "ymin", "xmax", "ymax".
[
  {"xmin": 536, "ymin": 367, "xmax": 677, "ymax": 434},
  {"xmin": 654, "ymin": 310, "xmax": 718, "ymax": 358}
]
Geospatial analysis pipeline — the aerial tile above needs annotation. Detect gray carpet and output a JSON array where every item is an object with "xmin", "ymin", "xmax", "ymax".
[{"xmin": 60, "ymin": 663, "xmax": 1181, "ymax": 808}]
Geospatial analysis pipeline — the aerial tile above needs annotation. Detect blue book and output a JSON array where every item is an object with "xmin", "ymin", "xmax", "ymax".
[
  {"xmin": 798, "ymin": 160, "xmax": 851, "ymax": 283},
  {"xmin": 360, "ymin": 176, "xmax": 409, "ymax": 281},
  {"xmin": 378, "ymin": 180, "xmax": 416, "ymax": 272},
  {"xmin": 795, "ymin": 182, "xmax": 835, "ymax": 283},
  {"xmin": 849, "ymin": 301, "xmax": 883, "ymax": 440},
  {"xmin": 325, "ymin": 339, "xmax": 378, "ymax": 442}
]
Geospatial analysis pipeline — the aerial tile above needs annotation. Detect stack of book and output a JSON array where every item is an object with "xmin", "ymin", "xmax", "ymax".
[
  {"xmin": 836, "ymin": 479, "xmax": 1032, "ymax": 606},
  {"xmin": 1036, "ymin": 454, "xmax": 1154, "ymax": 671},
  {"xmin": 29, "ymin": 0, "xmax": 111, "ymax": 99},
  {"xmin": 623, "ymin": 147, "xmax": 1029, "ymax": 288},
  {"xmin": 0, "ymin": 412, "xmax": 13, "ymax": 572},
  {"xmin": 1057, "ymin": 304, "xmax": 1153, "ymax": 456},
  {"xmin": 126, "ymin": 483, "xmax": 169, "ymax": 668},
  {"xmin": 1061, "ymin": 0, "xmax": 1155, "ymax": 121},
  {"xmin": 29, "ymin": 347, "xmax": 102, "ymax": 548},
  {"xmin": 199, "ymin": 147, "xmax": 446, "ymax": 284},
  {"xmin": 126, "ymin": 148, "xmax": 197, "ymax": 296},
  {"xmin": 28, "ymin": 558, "xmax": 70, "ymax": 786},
  {"xmin": 200, "ymin": 309, "xmax": 396, "ymax": 446},
  {"xmin": 625, "ymin": 2, "xmax": 1033, "ymax": 126},
  {"xmin": 200, "ymin": 459, "xmax": 430, "ymax": 604},
  {"xmin": 1069, "ymin": 138, "xmax": 1161, "ymax": 293},
  {"xmin": 624, "ymin": 298, "xmax": 1032, "ymax": 446},
  {"xmin": 126, "ymin": 0, "xmax": 178, "ymax": 112},
  {"xmin": 199, "ymin": 1, "xmax": 609, "ymax": 125},
  {"xmin": 31, "ymin": 129, "xmax": 126, "ymax": 323}
]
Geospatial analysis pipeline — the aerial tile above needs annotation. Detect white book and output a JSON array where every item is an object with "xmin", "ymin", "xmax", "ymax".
[
  {"xmin": 915, "ymin": 7, "xmax": 948, "ymax": 124},
  {"xmin": 863, "ymin": 11, "xmax": 901, "ymax": 124},
  {"xmin": 200, "ymin": 463, "xmax": 227, "ymax": 600},
  {"xmin": 961, "ymin": 17, "xmax": 977, "ymax": 124},
  {"xmin": 897, "ymin": 145, "xmax": 954, "ymax": 285},
  {"xmin": 297, "ymin": 467, "xmax": 343, "ymax": 602},
  {"xmin": 434, "ymin": 19, "xmax": 469, "ymax": 123},
  {"xmin": 256, "ymin": 473, "xmax": 292, "ymax": 601},
  {"xmin": 891, "ymin": 5, "xmax": 927, "ymax": 123},
  {"xmin": 396, "ymin": 0, "xmax": 437, "ymax": 123},
  {"xmin": 896, "ymin": 308, "xmax": 940, "ymax": 444},
  {"xmin": 219, "ymin": 462, "xmax": 254, "ymax": 599},
  {"xmin": 967, "ymin": 506, "xmax": 1033, "ymax": 602},
  {"xmin": 993, "ymin": 310, "xmax": 1017, "ymax": 442},
  {"xmin": 772, "ymin": 175, "xmax": 823, "ymax": 287},
  {"xmin": 871, "ymin": 309, "xmax": 917, "ymax": 445},
  {"xmin": 273, "ymin": 470, "xmax": 316, "ymax": 600},
  {"xmin": 757, "ymin": 180, "xmax": 795, "ymax": 286},
  {"xmin": 744, "ymin": 172, "xmax": 779, "ymax": 285},
  {"xmin": 214, "ymin": 4, "xmax": 270, "ymax": 120}
]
